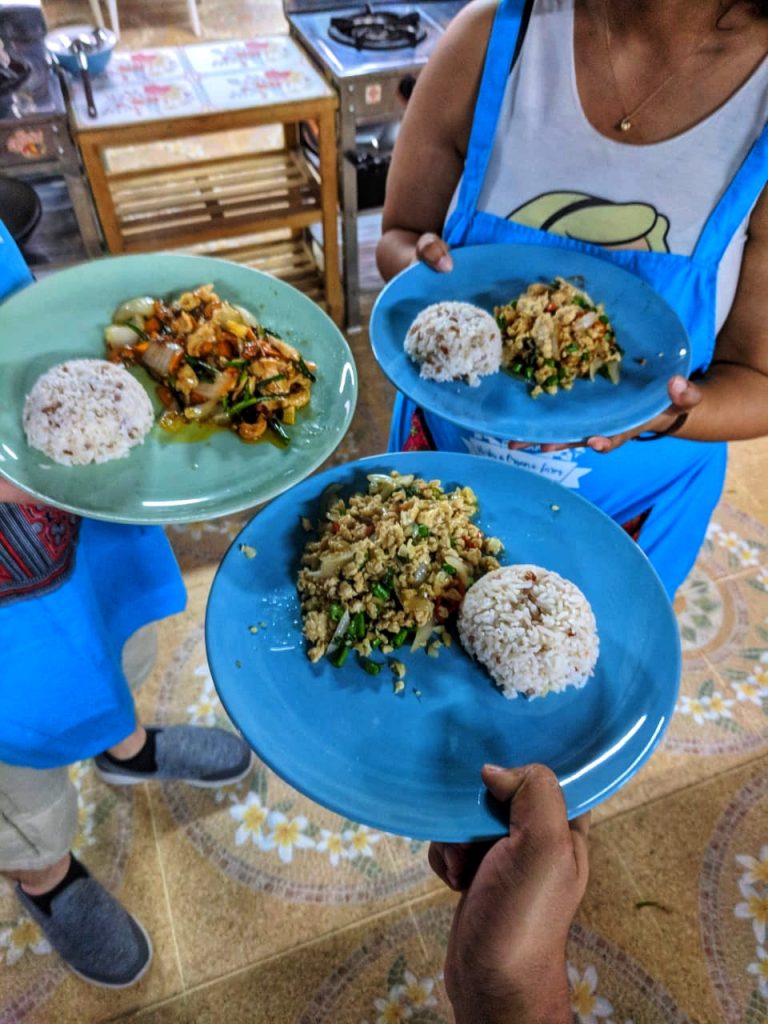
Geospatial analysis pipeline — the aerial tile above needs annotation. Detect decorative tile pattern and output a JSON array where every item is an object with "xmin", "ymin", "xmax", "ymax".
[
  {"xmin": 149, "ymin": 622, "xmax": 431, "ymax": 905},
  {"xmin": 700, "ymin": 768, "xmax": 768, "ymax": 1023},
  {"xmin": 66, "ymin": 35, "xmax": 333, "ymax": 129}
]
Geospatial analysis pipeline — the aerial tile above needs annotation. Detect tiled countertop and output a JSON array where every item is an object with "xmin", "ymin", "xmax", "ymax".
[{"xmin": 64, "ymin": 36, "xmax": 333, "ymax": 129}]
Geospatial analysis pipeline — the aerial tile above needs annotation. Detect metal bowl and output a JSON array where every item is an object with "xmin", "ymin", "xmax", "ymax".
[{"xmin": 45, "ymin": 24, "xmax": 117, "ymax": 75}]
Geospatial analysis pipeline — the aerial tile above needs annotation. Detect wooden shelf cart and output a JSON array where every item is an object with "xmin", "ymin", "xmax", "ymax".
[{"xmin": 66, "ymin": 38, "xmax": 343, "ymax": 325}]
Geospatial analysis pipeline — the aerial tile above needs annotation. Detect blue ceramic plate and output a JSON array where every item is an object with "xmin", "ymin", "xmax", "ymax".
[
  {"xmin": 0, "ymin": 254, "xmax": 357, "ymax": 523},
  {"xmin": 206, "ymin": 451, "xmax": 680, "ymax": 841},
  {"xmin": 369, "ymin": 243, "xmax": 691, "ymax": 444}
]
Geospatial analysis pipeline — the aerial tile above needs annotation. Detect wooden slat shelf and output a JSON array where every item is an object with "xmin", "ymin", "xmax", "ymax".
[
  {"xmin": 111, "ymin": 149, "xmax": 323, "ymax": 253},
  {"xmin": 180, "ymin": 231, "xmax": 326, "ymax": 307},
  {"xmin": 72, "ymin": 37, "xmax": 343, "ymax": 324}
]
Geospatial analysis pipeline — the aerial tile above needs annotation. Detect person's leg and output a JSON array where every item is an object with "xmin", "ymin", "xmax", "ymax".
[
  {"xmin": 95, "ymin": 718, "xmax": 253, "ymax": 787},
  {"xmin": 0, "ymin": 761, "xmax": 152, "ymax": 987},
  {"xmin": 95, "ymin": 626, "xmax": 252, "ymax": 786}
]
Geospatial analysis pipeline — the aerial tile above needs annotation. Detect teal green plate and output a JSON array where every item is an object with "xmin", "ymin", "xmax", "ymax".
[{"xmin": 0, "ymin": 254, "xmax": 357, "ymax": 523}]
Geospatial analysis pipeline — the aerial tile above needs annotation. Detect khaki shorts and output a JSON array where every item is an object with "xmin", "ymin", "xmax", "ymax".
[
  {"xmin": 0, "ymin": 762, "xmax": 78, "ymax": 872},
  {"xmin": 0, "ymin": 623, "xmax": 156, "ymax": 872}
]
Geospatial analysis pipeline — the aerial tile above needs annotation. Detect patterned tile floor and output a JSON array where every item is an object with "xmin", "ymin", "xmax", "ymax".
[{"xmin": 1, "ymin": 3, "xmax": 765, "ymax": 1022}]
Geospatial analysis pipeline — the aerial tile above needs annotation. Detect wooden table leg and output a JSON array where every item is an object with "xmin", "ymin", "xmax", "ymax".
[
  {"xmin": 77, "ymin": 138, "xmax": 125, "ymax": 253},
  {"xmin": 316, "ymin": 105, "xmax": 344, "ymax": 327}
]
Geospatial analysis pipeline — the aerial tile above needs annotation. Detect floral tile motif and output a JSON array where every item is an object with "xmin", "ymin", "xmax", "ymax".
[
  {"xmin": 700, "ymin": 766, "xmax": 768, "ymax": 1023},
  {"xmin": 149, "ymin": 623, "xmax": 431, "ymax": 903},
  {"xmin": 0, "ymin": 764, "xmax": 134, "ymax": 1023},
  {"xmin": 661, "ymin": 503, "xmax": 767, "ymax": 758},
  {"xmin": 295, "ymin": 901, "xmax": 693, "ymax": 1024},
  {"xmin": 700, "ymin": 508, "xmax": 767, "ymax": 584}
]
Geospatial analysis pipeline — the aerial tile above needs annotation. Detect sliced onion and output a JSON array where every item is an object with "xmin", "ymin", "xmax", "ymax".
[
  {"xmin": 605, "ymin": 360, "xmax": 621, "ymax": 385},
  {"xmin": 192, "ymin": 369, "xmax": 236, "ymax": 401},
  {"xmin": 268, "ymin": 336, "xmax": 300, "ymax": 361},
  {"xmin": 113, "ymin": 296, "xmax": 156, "ymax": 321},
  {"xmin": 588, "ymin": 357, "xmax": 603, "ymax": 381},
  {"xmin": 213, "ymin": 302, "xmax": 244, "ymax": 325},
  {"xmin": 366, "ymin": 473, "xmax": 397, "ymax": 499},
  {"xmin": 413, "ymin": 561, "xmax": 429, "ymax": 585},
  {"xmin": 234, "ymin": 303, "xmax": 260, "ymax": 328},
  {"xmin": 411, "ymin": 618, "xmax": 436, "ymax": 652},
  {"xmin": 104, "ymin": 324, "xmax": 139, "ymax": 349},
  {"xmin": 304, "ymin": 550, "xmax": 355, "ymax": 580},
  {"xmin": 576, "ymin": 311, "xmax": 598, "ymax": 330},
  {"xmin": 183, "ymin": 399, "xmax": 218, "ymax": 422},
  {"xmin": 443, "ymin": 552, "xmax": 469, "ymax": 585},
  {"xmin": 326, "ymin": 609, "xmax": 350, "ymax": 655},
  {"xmin": 141, "ymin": 341, "xmax": 184, "ymax": 378}
]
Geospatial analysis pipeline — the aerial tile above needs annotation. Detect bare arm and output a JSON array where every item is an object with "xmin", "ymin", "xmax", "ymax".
[
  {"xmin": 587, "ymin": 189, "xmax": 768, "ymax": 450},
  {"xmin": 0, "ymin": 478, "xmax": 35, "ymax": 504},
  {"xmin": 376, "ymin": 0, "xmax": 498, "ymax": 281},
  {"xmin": 687, "ymin": 188, "xmax": 768, "ymax": 440}
]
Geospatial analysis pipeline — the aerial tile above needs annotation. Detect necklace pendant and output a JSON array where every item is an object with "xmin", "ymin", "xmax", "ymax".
[{"xmin": 618, "ymin": 117, "xmax": 632, "ymax": 133}]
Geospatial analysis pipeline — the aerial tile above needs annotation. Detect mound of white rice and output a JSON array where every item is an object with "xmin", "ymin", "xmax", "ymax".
[
  {"xmin": 404, "ymin": 301, "xmax": 501, "ymax": 387},
  {"xmin": 458, "ymin": 564, "xmax": 599, "ymax": 699},
  {"xmin": 23, "ymin": 359, "xmax": 155, "ymax": 466}
]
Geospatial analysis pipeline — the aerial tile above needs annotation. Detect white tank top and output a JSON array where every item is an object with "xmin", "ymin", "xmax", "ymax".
[{"xmin": 474, "ymin": 0, "xmax": 768, "ymax": 332}]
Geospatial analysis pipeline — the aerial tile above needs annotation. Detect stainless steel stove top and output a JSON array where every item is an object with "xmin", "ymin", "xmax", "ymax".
[
  {"xmin": 0, "ymin": 2, "xmax": 65, "ymax": 126},
  {"xmin": 287, "ymin": 1, "xmax": 464, "ymax": 80}
]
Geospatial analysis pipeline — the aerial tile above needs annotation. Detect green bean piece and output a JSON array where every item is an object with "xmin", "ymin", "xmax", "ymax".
[
  {"xmin": 268, "ymin": 418, "xmax": 290, "ymax": 444},
  {"xmin": 352, "ymin": 611, "xmax": 366, "ymax": 639},
  {"xmin": 393, "ymin": 627, "xmax": 409, "ymax": 648},
  {"xmin": 330, "ymin": 645, "xmax": 350, "ymax": 668},
  {"xmin": 183, "ymin": 354, "xmax": 217, "ymax": 380},
  {"xmin": 294, "ymin": 356, "xmax": 317, "ymax": 382},
  {"xmin": 329, "ymin": 603, "xmax": 343, "ymax": 622},
  {"xmin": 371, "ymin": 583, "xmax": 390, "ymax": 601},
  {"xmin": 441, "ymin": 563, "xmax": 457, "ymax": 576},
  {"xmin": 360, "ymin": 658, "xmax": 381, "ymax": 676}
]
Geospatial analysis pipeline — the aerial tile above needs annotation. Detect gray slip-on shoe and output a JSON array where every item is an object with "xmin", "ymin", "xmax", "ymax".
[
  {"xmin": 16, "ymin": 867, "xmax": 152, "ymax": 988},
  {"xmin": 94, "ymin": 725, "xmax": 253, "ymax": 788}
]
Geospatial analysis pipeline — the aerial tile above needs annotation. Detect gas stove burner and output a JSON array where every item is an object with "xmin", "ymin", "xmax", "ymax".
[{"xmin": 329, "ymin": 4, "xmax": 426, "ymax": 50}]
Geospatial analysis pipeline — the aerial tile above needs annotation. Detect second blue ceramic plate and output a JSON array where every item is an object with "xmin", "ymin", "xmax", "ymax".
[
  {"xmin": 205, "ymin": 452, "xmax": 680, "ymax": 842},
  {"xmin": 369, "ymin": 243, "xmax": 691, "ymax": 444}
]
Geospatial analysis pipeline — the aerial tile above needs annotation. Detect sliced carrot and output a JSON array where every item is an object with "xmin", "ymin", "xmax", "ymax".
[{"xmin": 144, "ymin": 317, "xmax": 161, "ymax": 334}]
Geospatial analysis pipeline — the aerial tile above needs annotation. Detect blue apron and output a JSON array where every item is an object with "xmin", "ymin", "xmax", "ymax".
[
  {"xmin": 0, "ymin": 224, "xmax": 187, "ymax": 768},
  {"xmin": 389, "ymin": 0, "xmax": 768, "ymax": 598}
]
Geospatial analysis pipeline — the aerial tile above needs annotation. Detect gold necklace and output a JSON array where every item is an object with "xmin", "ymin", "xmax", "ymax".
[{"xmin": 602, "ymin": 0, "xmax": 716, "ymax": 133}]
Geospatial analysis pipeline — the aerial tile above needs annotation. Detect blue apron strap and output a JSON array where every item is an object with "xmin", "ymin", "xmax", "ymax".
[
  {"xmin": 692, "ymin": 121, "xmax": 768, "ymax": 265},
  {"xmin": 446, "ymin": 0, "xmax": 528, "ymax": 234},
  {"xmin": 0, "ymin": 220, "xmax": 34, "ymax": 301}
]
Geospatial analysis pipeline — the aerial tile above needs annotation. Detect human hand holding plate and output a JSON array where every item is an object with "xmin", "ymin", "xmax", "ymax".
[{"xmin": 506, "ymin": 374, "xmax": 704, "ymax": 452}]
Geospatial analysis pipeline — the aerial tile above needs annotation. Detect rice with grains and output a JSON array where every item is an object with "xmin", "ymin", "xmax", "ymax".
[
  {"xmin": 404, "ymin": 301, "xmax": 502, "ymax": 387},
  {"xmin": 23, "ymin": 358, "xmax": 155, "ymax": 466},
  {"xmin": 458, "ymin": 564, "xmax": 599, "ymax": 699}
]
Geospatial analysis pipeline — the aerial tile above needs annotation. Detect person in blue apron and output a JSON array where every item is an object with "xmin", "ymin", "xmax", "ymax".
[
  {"xmin": 0, "ymin": 223, "xmax": 252, "ymax": 988},
  {"xmin": 377, "ymin": 0, "xmax": 768, "ymax": 599}
]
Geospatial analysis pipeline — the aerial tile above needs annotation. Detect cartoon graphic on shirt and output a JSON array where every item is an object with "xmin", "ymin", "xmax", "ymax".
[{"xmin": 508, "ymin": 191, "xmax": 671, "ymax": 253}]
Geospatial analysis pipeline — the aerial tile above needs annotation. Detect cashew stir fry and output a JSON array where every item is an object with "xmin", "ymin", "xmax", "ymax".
[{"xmin": 104, "ymin": 284, "xmax": 317, "ymax": 443}]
